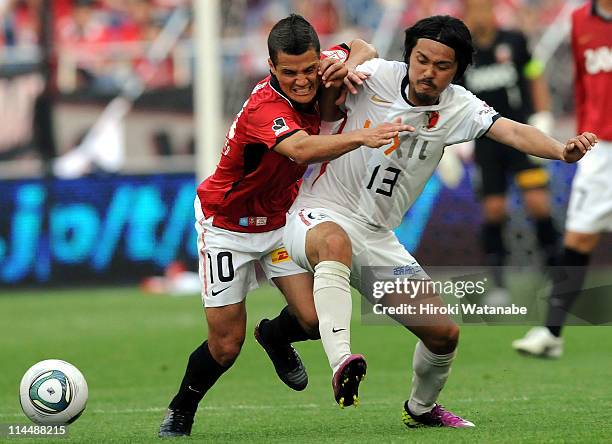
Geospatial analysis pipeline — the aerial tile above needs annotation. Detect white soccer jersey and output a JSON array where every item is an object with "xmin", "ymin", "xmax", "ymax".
[{"xmin": 294, "ymin": 58, "xmax": 499, "ymax": 230}]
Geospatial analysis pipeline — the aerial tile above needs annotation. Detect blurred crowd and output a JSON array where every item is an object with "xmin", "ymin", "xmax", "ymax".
[
  {"xmin": 0, "ymin": 0, "xmax": 189, "ymax": 91},
  {"xmin": 222, "ymin": 0, "xmax": 571, "ymax": 115},
  {"xmin": 0, "ymin": 0, "xmax": 571, "ymax": 91},
  {"xmin": 224, "ymin": 0, "xmax": 568, "ymax": 41},
  {"xmin": 0, "ymin": 0, "xmax": 576, "ymax": 165},
  {"xmin": 0, "ymin": 0, "xmax": 187, "ymax": 48}
]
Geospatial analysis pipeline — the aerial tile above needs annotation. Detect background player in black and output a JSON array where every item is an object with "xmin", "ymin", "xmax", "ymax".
[{"xmin": 462, "ymin": 0, "xmax": 560, "ymax": 298}]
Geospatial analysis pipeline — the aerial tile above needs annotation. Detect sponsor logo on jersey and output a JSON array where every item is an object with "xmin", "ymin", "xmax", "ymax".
[
  {"xmin": 478, "ymin": 102, "xmax": 496, "ymax": 116},
  {"xmin": 238, "ymin": 216, "xmax": 268, "ymax": 227},
  {"xmin": 270, "ymin": 247, "xmax": 290, "ymax": 264},
  {"xmin": 272, "ymin": 117, "xmax": 290, "ymax": 136},
  {"xmin": 584, "ymin": 46, "xmax": 612, "ymax": 75}
]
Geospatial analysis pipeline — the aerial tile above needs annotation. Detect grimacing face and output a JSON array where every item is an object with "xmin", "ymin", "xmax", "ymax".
[
  {"xmin": 268, "ymin": 48, "xmax": 321, "ymax": 104},
  {"xmin": 407, "ymin": 38, "xmax": 458, "ymax": 106}
]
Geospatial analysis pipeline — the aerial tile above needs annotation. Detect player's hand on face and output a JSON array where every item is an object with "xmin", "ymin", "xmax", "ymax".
[
  {"xmin": 319, "ymin": 58, "xmax": 348, "ymax": 88},
  {"xmin": 563, "ymin": 131, "xmax": 598, "ymax": 163},
  {"xmin": 361, "ymin": 117, "xmax": 415, "ymax": 148}
]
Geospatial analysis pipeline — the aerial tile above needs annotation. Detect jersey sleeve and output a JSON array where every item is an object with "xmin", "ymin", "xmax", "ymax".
[
  {"xmin": 247, "ymin": 102, "xmax": 304, "ymax": 149},
  {"xmin": 448, "ymin": 86, "xmax": 501, "ymax": 144},
  {"xmin": 321, "ymin": 43, "xmax": 350, "ymax": 63},
  {"xmin": 355, "ymin": 59, "xmax": 406, "ymax": 102}
]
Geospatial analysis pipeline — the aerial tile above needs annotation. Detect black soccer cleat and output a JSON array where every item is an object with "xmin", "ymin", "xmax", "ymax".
[
  {"xmin": 254, "ymin": 319, "xmax": 308, "ymax": 391},
  {"xmin": 158, "ymin": 408, "xmax": 194, "ymax": 438}
]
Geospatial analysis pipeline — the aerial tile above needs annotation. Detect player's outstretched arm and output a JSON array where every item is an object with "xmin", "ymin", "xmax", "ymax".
[
  {"xmin": 485, "ymin": 117, "xmax": 598, "ymax": 163},
  {"xmin": 273, "ymin": 119, "xmax": 414, "ymax": 165}
]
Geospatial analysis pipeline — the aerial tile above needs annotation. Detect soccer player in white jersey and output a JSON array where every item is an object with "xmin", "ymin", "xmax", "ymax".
[{"xmin": 283, "ymin": 15, "xmax": 598, "ymax": 427}]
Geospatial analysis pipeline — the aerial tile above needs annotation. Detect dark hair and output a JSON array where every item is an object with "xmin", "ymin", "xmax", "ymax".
[
  {"xmin": 268, "ymin": 14, "xmax": 320, "ymax": 65},
  {"xmin": 403, "ymin": 15, "xmax": 474, "ymax": 81}
]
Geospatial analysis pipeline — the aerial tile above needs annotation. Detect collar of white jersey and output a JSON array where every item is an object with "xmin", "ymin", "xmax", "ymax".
[{"xmin": 400, "ymin": 65, "xmax": 450, "ymax": 111}]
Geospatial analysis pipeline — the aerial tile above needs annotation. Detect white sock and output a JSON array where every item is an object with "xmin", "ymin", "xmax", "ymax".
[
  {"xmin": 408, "ymin": 341, "xmax": 456, "ymax": 415},
  {"xmin": 313, "ymin": 261, "xmax": 352, "ymax": 374}
]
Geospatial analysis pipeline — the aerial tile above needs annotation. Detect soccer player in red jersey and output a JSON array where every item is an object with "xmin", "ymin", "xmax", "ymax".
[
  {"xmin": 513, "ymin": 0, "xmax": 612, "ymax": 358},
  {"xmin": 158, "ymin": 14, "xmax": 413, "ymax": 437}
]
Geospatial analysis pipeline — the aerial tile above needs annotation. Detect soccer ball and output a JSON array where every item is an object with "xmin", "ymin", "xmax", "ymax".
[{"xmin": 19, "ymin": 360, "xmax": 88, "ymax": 425}]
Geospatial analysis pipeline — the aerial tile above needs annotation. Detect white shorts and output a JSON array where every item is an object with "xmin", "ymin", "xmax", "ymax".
[
  {"xmin": 283, "ymin": 207, "xmax": 429, "ymax": 298},
  {"xmin": 565, "ymin": 141, "xmax": 612, "ymax": 233},
  {"xmin": 195, "ymin": 197, "xmax": 308, "ymax": 307}
]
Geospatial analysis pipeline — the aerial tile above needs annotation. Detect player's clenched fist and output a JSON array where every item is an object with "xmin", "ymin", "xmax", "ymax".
[
  {"xmin": 359, "ymin": 118, "xmax": 415, "ymax": 148},
  {"xmin": 563, "ymin": 132, "xmax": 598, "ymax": 163}
]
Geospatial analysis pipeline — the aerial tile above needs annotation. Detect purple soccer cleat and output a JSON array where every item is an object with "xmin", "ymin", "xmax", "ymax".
[
  {"xmin": 402, "ymin": 402, "xmax": 475, "ymax": 428},
  {"xmin": 332, "ymin": 354, "xmax": 367, "ymax": 408}
]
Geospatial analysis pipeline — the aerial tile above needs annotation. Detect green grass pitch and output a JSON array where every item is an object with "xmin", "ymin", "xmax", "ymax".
[{"xmin": 1, "ymin": 286, "xmax": 611, "ymax": 443}]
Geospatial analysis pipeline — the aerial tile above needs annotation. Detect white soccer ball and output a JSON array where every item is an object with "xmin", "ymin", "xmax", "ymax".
[{"xmin": 19, "ymin": 359, "xmax": 88, "ymax": 425}]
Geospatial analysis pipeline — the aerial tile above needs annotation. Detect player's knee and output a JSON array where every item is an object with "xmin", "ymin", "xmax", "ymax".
[
  {"xmin": 320, "ymin": 231, "xmax": 352, "ymax": 263},
  {"xmin": 208, "ymin": 336, "xmax": 244, "ymax": 367},
  {"xmin": 426, "ymin": 324, "xmax": 459, "ymax": 354}
]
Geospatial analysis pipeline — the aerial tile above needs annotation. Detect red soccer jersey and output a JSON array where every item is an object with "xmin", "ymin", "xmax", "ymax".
[
  {"xmin": 197, "ymin": 45, "xmax": 350, "ymax": 232},
  {"xmin": 571, "ymin": 2, "xmax": 612, "ymax": 140}
]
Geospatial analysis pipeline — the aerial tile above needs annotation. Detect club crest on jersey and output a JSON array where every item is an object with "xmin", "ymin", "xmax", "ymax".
[
  {"xmin": 272, "ymin": 117, "xmax": 290, "ymax": 136},
  {"xmin": 425, "ymin": 111, "xmax": 440, "ymax": 130}
]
